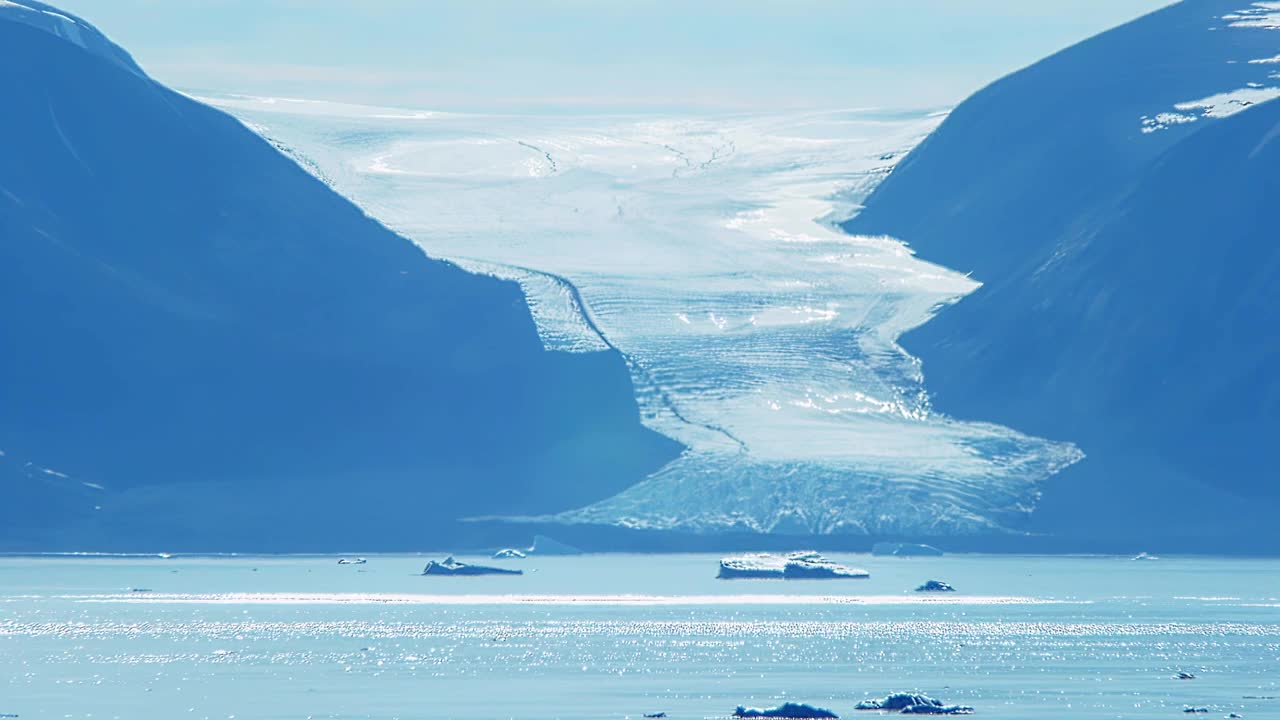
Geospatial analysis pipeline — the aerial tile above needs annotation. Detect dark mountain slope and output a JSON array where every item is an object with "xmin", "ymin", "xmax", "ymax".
[
  {"xmin": 845, "ymin": 0, "xmax": 1280, "ymax": 547},
  {"xmin": 0, "ymin": 14, "xmax": 680, "ymax": 551}
]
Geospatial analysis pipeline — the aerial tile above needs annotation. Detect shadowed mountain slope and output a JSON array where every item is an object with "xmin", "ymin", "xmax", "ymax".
[{"xmin": 0, "ymin": 9, "xmax": 680, "ymax": 551}]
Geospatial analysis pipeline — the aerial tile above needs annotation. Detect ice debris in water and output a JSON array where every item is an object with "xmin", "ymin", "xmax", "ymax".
[
  {"xmin": 734, "ymin": 702, "xmax": 839, "ymax": 718},
  {"xmin": 915, "ymin": 580, "xmax": 956, "ymax": 592},
  {"xmin": 717, "ymin": 552, "xmax": 869, "ymax": 580},
  {"xmin": 872, "ymin": 542, "xmax": 944, "ymax": 557},
  {"xmin": 855, "ymin": 693, "xmax": 972, "ymax": 715},
  {"xmin": 422, "ymin": 556, "xmax": 523, "ymax": 576}
]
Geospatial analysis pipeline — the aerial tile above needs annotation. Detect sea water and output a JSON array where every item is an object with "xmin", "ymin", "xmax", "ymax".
[{"xmin": 1, "ymin": 554, "xmax": 1277, "ymax": 719}]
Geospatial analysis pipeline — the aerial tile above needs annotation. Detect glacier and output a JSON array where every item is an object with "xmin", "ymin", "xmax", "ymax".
[{"xmin": 202, "ymin": 97, "xmax": 1082, "ymax": 536}]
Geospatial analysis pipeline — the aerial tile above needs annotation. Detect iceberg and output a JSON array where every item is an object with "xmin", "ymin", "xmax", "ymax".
[
  {"xmin": 914, "ymin": 580, "xmax": 956, "ymax": 593},
  {"xmin": 733, "ymin": 702, "xmax": 838, "ymax": 719},
  {"xmin": 336, "ymin": 558, "xmax": 367, "ymax": 565},
  {"xmin": 422, "ymin": 556, "xmax": 523, "ymax": 577},
  {"xmin": 901, "ymin": 705, "xmax": 975, "ymax": 715},
  {"xmin": 855, "ymin": 693, "xmax": 972, "ymax": 715},
  {"xmin": 783, "ymin": 557, "xmax": 872, "ymax": 580},
  {"xmin": 492, "ymin": 549, "xmax": 527, "ymax": 559},
  {"xmin": 872, "ymin": 542, "xmax": 944, "ymax": 557},
  {"xmin": 717, "ymin": 552, "xmax": 869, "ymax": 580}
]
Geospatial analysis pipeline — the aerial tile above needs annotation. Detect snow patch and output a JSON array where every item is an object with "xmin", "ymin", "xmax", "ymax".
[
  {"xmin": 1175, "ymin": 86, "xmax": 1280, "ymax": 118},
  {"xmin": 1142, "ymin": 86, "xmax": 1280, "ymax": 133},
  {"xmin": 1223, "ymin": 1, "xmax": 1280, "ymax": 29}
]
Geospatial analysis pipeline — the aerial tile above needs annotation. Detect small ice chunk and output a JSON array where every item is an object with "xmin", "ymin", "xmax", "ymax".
[
  {"xmin": 422, "ymin": 556, "xmax": 523, "ymax": 576},
  {"xmin": 856, "ymin": 693, "xmax": 972, "ymax": 715},
  {"xmin": 733, "ymin": 702, "xmax": 838, "ymax": 718},
  {"xmin": 914, "ymin": 580, "xmax": 956, "ymax": 592},
  {"xmin": 717, "ymin": 551, "xmax": 868, "ymax": 580}
]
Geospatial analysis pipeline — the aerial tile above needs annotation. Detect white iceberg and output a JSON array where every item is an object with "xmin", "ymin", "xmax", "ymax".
[
  {"xmin": 734, "ymin": 702, "xmax": 838, "ymax": 719},
  {"xmin": 422, "ymin": 556, "xmax": 523, "ymax": 576},
  {"xmin": 717, "ymin": 552, "xmax": 869, "ymax": 580}
]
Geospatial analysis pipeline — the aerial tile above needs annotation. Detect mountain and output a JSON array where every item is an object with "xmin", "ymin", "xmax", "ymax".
[
  {"xmin": 0, "ymin": 2, "xmax": 680, "ymax": 552},
  {"xmin": 844, "ymin": 0, "xmax": 1280, "ymax": 550}
]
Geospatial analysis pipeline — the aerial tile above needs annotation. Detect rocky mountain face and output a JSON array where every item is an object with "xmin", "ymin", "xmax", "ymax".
[
  {"xmin": 0, "ymin": 6, "xmax": 680, "ymax": 551},
  {"xmin": 845, "ymin": 0, "xmax": 1280, "ymax": 549}
]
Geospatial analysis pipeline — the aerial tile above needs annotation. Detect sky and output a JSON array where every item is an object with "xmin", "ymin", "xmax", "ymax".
[{"xmin": 57, "ymin": 0, "xmax": 1174, "ymax": 112}]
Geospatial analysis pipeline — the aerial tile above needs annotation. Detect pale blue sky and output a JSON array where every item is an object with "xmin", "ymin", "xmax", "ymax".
[{"xmin": 59, "ymin": 0, "xmax": 1174, "ymax": 112}]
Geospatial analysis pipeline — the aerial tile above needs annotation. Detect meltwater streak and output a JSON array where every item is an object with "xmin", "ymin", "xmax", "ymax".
[{"xmin": 200, "ymin": 98, "xmax": 1082, "ymax": 534}]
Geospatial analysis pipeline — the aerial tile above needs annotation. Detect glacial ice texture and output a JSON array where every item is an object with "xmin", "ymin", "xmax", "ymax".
[{"xmin": 206, "ymin": 98, "xmax": 1083, "ymax": 535}]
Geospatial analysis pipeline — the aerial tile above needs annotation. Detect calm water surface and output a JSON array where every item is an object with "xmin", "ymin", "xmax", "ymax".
[{"xmin": 1, "ymin": 553, "xmax": 1277, "ymax": 719}]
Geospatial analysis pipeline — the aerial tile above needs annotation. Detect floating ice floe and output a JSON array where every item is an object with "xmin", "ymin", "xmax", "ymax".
[
  {"xmin": 872, "ymin": 542, "xmax": 944, "ymax": 557},
  {"xmin": 855, "ymin": 693, "xmax": 973, "ymax": 715},
  {"xmin": 734, "ymin": 702, "xmax": 838, "ymax": 719},
  {"xmin": 422, "ymin": 556, "xmax": 523, "ymax": 576},
  {"xmin": 915, "ymin": 580, "xmax": 956, "ymax": 593},
  {"xmin": 718, "ymin": 552, "xmax": 869, "ymax": 580}
]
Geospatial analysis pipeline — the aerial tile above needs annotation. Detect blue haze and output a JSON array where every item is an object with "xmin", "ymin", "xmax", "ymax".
[{"xmin": 53, "ymin": 0, "xmax": 1172, "ymax": 113}]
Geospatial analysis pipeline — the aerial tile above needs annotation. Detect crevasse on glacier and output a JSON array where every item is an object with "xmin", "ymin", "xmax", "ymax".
[{"xmin": 207, "ymin": 97, "xmax": 1082, "ymax": 535}]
